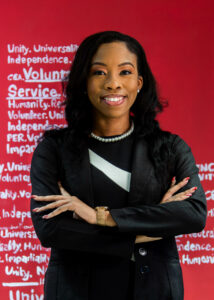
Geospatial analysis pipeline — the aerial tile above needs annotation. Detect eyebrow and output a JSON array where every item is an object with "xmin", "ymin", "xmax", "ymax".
[{"xmin": 91, "ymin": 62, "xmax": 135, "ymax": 68}]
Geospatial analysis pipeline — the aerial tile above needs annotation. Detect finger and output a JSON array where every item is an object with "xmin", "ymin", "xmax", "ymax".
[
  {"xmin": 162, "ymin": 191, "xmax": 188, "ymax": 203},
  {"xmin": 183, "ymin": 186, "xmax": 197, "ymax": 195},
  {"xmin": 136, "ymin": 235, "xmax": 162, "ymax": 243},
  {"xmin": 31, "ymin": 195, "xmax": 67, "ymax": 201},
  {"xmin": 165, "ymin": 177, "xmax": 190, "ymax": 198},
  {"xmin": 58, "ymin": 182, "xmax": 71, "ymax": 197},
  {"xmin": 169, "ymin": 177, "xmax": 190, "ymax": 194},
  {"xmin": 170, "ymin": 176, "xmax": 176, "ymax": 187},
  {"xmin": 169, "ymin": 194, "xmax": 192, "ymax": 202},
  {"xmin": 42, "ymin": 204, "xmax": 72, "ymax": 219},
  {"xmin": 32, "ymin": 200, "xmax": 70, "ymax": 212},
  {"xmin": 166, "ymin": 187, "xmax": 197, "ymax": 202},
  {"xmin": 175, "ymin": 186, "xmax": 197, "ymax": 198}
]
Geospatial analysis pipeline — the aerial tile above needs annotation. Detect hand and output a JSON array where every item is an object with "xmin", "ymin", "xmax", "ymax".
[
  {"xmin": 134, "ymin": 176, "xmax": 197, "ymax": 244},
  {"xmin": 32, "ymin": 183, "xmax": 96, "ymax": 224},
  {"xmin": 160, "ymin": 176, "xmax": 197, "ymax": 204},
  {"xmin": 135, "ymin": 235, "xmax": 162, "ymax": 243},
  {"xmin": 105, "ymin": 211, "xmax": 117, "ymax": 227}
]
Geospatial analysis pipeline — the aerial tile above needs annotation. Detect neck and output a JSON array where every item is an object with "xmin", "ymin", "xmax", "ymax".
[{"xmin": 92, "ymin": 116, "xmax": 131, "ymax": 137}]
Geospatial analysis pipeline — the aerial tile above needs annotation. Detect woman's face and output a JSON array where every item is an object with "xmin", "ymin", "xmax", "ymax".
[{"xmin": 87, "ymin": 42, "xmax": 143, "ymax": 121}]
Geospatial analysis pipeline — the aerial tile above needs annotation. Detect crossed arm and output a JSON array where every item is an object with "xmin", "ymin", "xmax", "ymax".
[
  {"xmin": 30, "ymin": 135, "xmax": 206, "ymax": 257},
  {"xmin": 32, "ymin": 176, "xmax": 197, "ymax": 243}
]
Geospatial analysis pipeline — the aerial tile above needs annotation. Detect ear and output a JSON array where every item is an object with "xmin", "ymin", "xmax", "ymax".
[{"xmin": 137, "ymin": 76, "xmax": 143, "ymax": 91}]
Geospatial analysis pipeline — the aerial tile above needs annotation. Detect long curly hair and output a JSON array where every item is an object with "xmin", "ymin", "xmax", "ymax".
[{"xmin": 60, "ymin": 31, "xmax": 173, "ymax": 189}]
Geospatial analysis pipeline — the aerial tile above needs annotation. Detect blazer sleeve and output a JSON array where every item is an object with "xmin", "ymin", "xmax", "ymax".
[
  {"xmin": 110, "ymin": 135, "xmax": 207, "ymax": 238},
  {"xmin": 30, "ymin": 136, "xmax": 135, "ymax": 258}
]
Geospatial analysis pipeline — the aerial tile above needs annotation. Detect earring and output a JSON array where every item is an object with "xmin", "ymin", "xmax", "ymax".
[{"xmin": 137, "ymin": 89, "xmax": 140, "ymax": 93}]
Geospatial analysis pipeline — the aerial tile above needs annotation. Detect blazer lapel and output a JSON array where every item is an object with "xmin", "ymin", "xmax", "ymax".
[
  {"xmin": 61, "ymin": 145, "xmax": 94, "ymax": 207},
  {"xmin": 128, "ymin": 137, "xmax": 154, "ymax": 205}
]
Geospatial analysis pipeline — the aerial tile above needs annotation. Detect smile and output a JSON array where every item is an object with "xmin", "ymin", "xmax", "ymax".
[{"xmin": 101, "ymin": 95, "xmax": 126, "ymax": 106}]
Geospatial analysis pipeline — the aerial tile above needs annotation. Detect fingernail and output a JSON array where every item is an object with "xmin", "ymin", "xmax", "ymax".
[
  {"xmin": 31, "ymin": 195, "xmax": 37, "ymax": 198},
  {"xmin": 42, "ymin": 215, "xmax": 48, "ymax": 219},
  {"xmin": 32, "ymin": 208, "xmax": 39, "ymax": 212},
  {"xmin": 186, "ymin": 194, "xmax": 192, "ymax": 197},
  {"xmin": 193, "ymin": 187, "xmax": 197, "ymax": 191},
  {"xmin": 171, "ymin": 176, "xmax": 175, "ymax": 182},
  {"xmin": 184, "ymin": 177, "xmax": 190, "ymax": 182}
]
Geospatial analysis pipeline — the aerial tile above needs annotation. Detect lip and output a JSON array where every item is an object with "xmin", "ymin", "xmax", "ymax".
[
  {"xmin": 101, "ymin": 94, "xmax": 126, "ymax": 98},
  {"xmin": 101, "ymin": 94, "xmax": 127, "ymax": 106}
]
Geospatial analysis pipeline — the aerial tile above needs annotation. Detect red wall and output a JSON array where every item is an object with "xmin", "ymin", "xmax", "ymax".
[{"xmin": 0, "ymin": 1, "xmax": 213, "ymax": 299}]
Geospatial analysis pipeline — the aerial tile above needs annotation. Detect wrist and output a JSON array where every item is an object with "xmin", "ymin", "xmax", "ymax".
[
  {"xmin": 91, "ymin": 209, "xmax": 97, "ymax": 224},
  {"xmin": 72, "ymin": 200, "xmax": 78, "ymax": 213},
  {"xmin": 94, "ymin": 207, "xmax": 117, "ymax": 227},
  {"xmin": 105, "ymin": 211, "xmax": 117, "ymax": 227}
]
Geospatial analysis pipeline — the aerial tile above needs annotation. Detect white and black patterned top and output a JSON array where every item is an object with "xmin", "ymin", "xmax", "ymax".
[
  {"xmin": 87, "ymin": 132, "xmax": 136, "ymax": 299},
  {"xmin": 88, "ymin": 131, "xmax": 135, "ymax": 209}
]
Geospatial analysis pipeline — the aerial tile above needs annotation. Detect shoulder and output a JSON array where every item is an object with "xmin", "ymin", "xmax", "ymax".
[
  {"xmin": 31, "ymin": 128, "xmax": 71, "ymax": 172},
  {"xmin": 170, "ymin": 134, "xmax": 192, "ymax": 154},
  {"xmin": 158, "ymin": 132, "xmax": 194, "ymax": 161},
  {"xmin": 37, "ymin": 127, "xmax": 70, "ymax": 147},
  {"xmin": 33, "ymin": 127, "xmax": 71, "ymax": 157},
  {"xmin": 149, "ymin": 130, "xmax": 192, "ymax": 151},
  {"xmin": 169, "ymin": 134, "xmax": 199, "ymax": 175},
  {"xmin": 159, "ymin": 131, "xmax": 187, "ymax": 147}
]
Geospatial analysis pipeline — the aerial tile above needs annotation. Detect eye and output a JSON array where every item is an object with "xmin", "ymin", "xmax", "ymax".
[
  {"xmin": 92, "ymin": 70, "xmax": 106, "ymax": 75},
  {"xmin": 120, "ymin": 70, "xmax": 132, "ymax": 75}
]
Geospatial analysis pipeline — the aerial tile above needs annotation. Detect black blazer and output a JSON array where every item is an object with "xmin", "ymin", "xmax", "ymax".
[{"xmin": 30, "ymin": 129, "xmax": 206, "ymax": 300}]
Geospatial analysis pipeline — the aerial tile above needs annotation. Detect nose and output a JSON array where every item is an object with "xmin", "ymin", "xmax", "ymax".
[{"xmin": 104, "ymin": 73, "xmax": 121, "ymax": 90}]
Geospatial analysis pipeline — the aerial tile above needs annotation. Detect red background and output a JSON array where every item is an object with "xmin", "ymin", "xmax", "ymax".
[{"xmin": 0, "ymin": 0, "xmax": 213, "ymax": 299}]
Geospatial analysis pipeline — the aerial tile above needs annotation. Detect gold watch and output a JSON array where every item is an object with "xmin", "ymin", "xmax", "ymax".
[{"xmin": 95, "ymin": 206, "xmax": 109, "ymax": 226}]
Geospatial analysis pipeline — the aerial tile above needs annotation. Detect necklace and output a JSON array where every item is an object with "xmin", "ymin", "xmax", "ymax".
[{"xmin": 90, "ymin": 121, "xmax": 134, "ymax": 143}]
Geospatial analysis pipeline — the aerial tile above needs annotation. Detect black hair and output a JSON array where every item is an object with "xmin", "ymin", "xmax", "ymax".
[{"xmin": 54, "ymin": 31, "xmax": 173, "ymax": 190}]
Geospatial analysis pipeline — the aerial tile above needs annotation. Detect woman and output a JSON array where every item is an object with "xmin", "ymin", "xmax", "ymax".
[{"xmin": 30, "ymin": 31, "xmax": 207, "ymax": 300}]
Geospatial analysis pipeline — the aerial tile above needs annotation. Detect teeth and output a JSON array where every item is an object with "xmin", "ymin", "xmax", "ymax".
[{"xmin": 104, "ymin": 97, "xmax": 124, "ymax": 102}]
